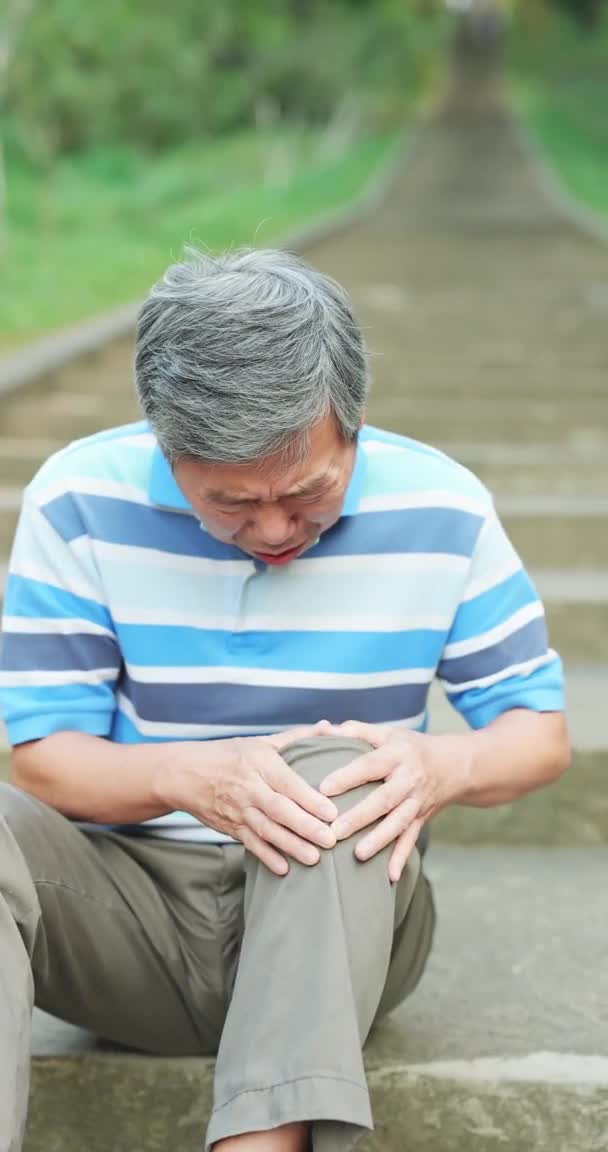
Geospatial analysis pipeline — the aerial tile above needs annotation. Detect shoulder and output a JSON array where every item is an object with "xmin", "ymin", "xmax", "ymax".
[
  {"xmin": 359, "ymin": 425, "xmax": 493, "ymax": 514},
  {"xmin": 25, "ymin": 421, "xmax": 155, "ymax": 505}
]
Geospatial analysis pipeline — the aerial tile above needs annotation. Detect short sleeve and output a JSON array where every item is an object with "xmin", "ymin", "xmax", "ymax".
[
  {"xmin": 437, "ymin": 506, "xmax": 565, "ymax": 729},
  {"xmin": 0, "ymin": 490, "xmax": 121, "ymax": 745}
]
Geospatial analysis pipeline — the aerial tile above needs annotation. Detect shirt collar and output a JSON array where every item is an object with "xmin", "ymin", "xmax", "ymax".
[
  {"xmin": 148, "ymin": 444, "xmax": 193, "ymax": 511},
  {"xmin": 147, "ymin": 432, "xmax": 367, "ymax": 517},
  {"xmin": 340, "ymin": 433, "xmax": 366, "ymax": 516}
]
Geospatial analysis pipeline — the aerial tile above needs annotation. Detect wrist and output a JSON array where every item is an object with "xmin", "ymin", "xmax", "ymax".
[
  {"xmin": 424, "ymin": 731, "xmax": 477, "ymax": 810},
  {"xmin": 151, "ymin": 739, "xmax": 229, "ymax": 812}
]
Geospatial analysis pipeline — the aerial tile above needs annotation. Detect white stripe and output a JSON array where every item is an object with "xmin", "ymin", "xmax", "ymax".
[
  {"xmin": 362, "ymin": 440, "xmax": 406, "ymax": 455},
  {"xmin": 443, "ymin": 602, "xmax": 544, "ymax": 659},
  {"xmin": 358, "ymin": 489, "xmax": 488, "ymax": 516},
  {"xmin": 0, "ymin": 667, "xmax": 117, "ymax": 688},
  {"xmin": 125, "ymin": 663, "xmax": 435, "ymax": 689},
  {"xmin": 111, "ymin": 432, "xmax": 156, "ymax": 449},
  {"xmin": 463, "ymin": 555, "xmax": 522, "ymax": 601},
  {"xmin": 2, "ymin": 616, "xmax": 114, "ymax": 638},
  {"xmin": 31, "ymin": 477, "xmax": 152, "ymax": 508},
  {"xmin": 87, "ymin": 538, "xmax": 247, "ymax": 576},
  {"xmin": 295, "ymin": 552, "xmax": 469, "ymax": 575},
  {"xmin": 89, "ymin": 539, "xmax": 469, "ymax": 578},
  {"xmin": 110, "ymin": 607, "xmax": 452, "ymax": 632},
  {"xmin": 440, "ymin": 651, "xmax": 556, "ymax": 694}
]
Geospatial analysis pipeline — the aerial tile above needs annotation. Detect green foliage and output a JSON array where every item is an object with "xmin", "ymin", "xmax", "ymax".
[
  {"xmin": 0, "ymin": 129, "xmax": 398, "ymax": 345},
  {"xmin": 0, "ymin": 0, "xmax": 449, "ymax": 344},
  {"xmin": 6, "ymin": 0, "xmax": 448, "ymax": 162},
  {"xmin": 508, "ymin": 5, "xmax": 608, "ymax": 214}
]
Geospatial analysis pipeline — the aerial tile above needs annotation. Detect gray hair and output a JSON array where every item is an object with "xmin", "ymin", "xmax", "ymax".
[{"xmin": 134, "ymin": 247, "xmax": 370, "ymax": 465}]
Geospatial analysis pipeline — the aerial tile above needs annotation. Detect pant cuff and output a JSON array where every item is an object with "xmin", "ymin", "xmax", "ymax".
[{"xmin": 205, "ymin": 1073, "xmax": 373, "ymax": 1150}]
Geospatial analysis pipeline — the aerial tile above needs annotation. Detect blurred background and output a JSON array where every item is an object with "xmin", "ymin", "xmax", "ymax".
[
  {"xmin": 0, "ymin": 0, "xmax": 607, "ymax": 828},
  {"xmin": 3, "ymin": 3, "xmax": 608, "ymax": 1135},
  {"xmin": 0, "ymin": 0, "xmax": 605, "ymax": 347}
]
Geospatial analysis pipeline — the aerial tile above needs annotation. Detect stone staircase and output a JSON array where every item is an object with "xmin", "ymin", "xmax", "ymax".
[{"xmin": 1, "ymin": 42, "xmax": 607, "ymax": 1152}]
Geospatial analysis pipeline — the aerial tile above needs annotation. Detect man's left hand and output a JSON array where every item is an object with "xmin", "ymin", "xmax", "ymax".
[{"xmin": 315, "ymin": 720, "xmax": 459, "ymax": 882}]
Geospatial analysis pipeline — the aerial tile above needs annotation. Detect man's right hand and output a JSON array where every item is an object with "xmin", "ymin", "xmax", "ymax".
[{"xmin": 156, "ymin": 728, "xmax": 339, "ymax": 875}]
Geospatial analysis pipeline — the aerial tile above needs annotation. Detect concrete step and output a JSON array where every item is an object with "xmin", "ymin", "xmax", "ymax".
[{"xmin": 26, "ymin": 845, "xmax": 608, "ymax": 1151}]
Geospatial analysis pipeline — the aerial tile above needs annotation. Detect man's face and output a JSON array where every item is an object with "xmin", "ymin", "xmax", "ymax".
[{"xmin": 173, "ymin": 414, "xmax": 357, "ymax": 566}]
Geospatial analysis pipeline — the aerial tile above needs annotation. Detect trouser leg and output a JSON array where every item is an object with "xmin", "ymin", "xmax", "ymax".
[
  {"xmin": 0, "ymin": 783, "xmax": 220, "ymax": 1152},
  {"xmin": 206, "ymin": 737, "xmax": 435, "ymax": 1152}
]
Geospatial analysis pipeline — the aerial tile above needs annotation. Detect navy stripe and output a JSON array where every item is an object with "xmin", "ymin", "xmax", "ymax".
[
  {"xmin": 439, "ymin": 617, "xmax": 548, "ymax": 686},
  {"xmin": 121, "ymin": 675, "xmax": 429, "ymax": 727},
  {"xmin": 41, "ymin": 494, "xmax": 483, "ymax": 559},
  {"xmin": 42, "ymin": 494, "xmax": 244, "ymax": 559},
  {"xmin": 0, "ymin": 631, "xmax": 119, "ymax": 673},
  {"xmin": 310, "ymin": 508, "xmax": 483, "ymax": 558}
]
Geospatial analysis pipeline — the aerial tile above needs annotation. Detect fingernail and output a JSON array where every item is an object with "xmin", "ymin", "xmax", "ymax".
[
  {"xmin": 305, "ymin": 848, "xmax": 320, "ymax": 865},
  {"xmin": 320, "ymin": 799, "xmax": 338, "ymax": 819},
  {"xmin": 320, "ymin": 827, "xmax": 336, "ymax": 848}
]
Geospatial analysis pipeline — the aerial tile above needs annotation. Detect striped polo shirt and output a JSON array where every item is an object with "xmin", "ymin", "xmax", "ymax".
[{"xmin": 0, "ymin": 421, "xmax": 564, "ymax": 841}]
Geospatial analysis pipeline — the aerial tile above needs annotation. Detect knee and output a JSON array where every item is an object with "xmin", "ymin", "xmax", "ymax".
[{"xmin": 279, "ymin": 736, "xmax": 379, "ymax": 818}]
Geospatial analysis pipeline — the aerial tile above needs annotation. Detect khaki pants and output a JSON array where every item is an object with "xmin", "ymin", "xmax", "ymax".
[{"xmin": 0, "ymin": 738, "xmax": 435, "ymax": 1152}]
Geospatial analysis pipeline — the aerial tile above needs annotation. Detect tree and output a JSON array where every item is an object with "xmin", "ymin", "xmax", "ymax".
[{"xmin": 0, "ymin": 0, "xmax": 35, "ymax": 254}]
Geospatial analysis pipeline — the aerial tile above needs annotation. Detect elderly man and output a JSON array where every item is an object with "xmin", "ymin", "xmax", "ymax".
[{"xmin": 0, "ymin": 248, "xmax": 568, "ymax": 1152}]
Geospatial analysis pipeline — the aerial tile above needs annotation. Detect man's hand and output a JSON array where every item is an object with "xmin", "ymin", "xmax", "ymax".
[
  {"xmin": 158, "ymin": 725, "xmax": 338, "ymax": 877},
  {"xmin": 315, "ymin": 720, "xmax": 457, "ymax": 883}
]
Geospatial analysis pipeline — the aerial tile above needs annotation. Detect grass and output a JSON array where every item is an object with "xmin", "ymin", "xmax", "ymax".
[
  {"xmin": 0, "ymin": 129, "xmax": 400, "ymax": 350},
  {"xmin": 508, "ymin": 11, "xmax": 608, "ymax": 217}
]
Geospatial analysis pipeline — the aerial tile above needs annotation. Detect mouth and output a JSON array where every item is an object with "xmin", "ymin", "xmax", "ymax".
[{"xmin": 252, "ymin": 543, "xmax": 306, "ymax": 566}]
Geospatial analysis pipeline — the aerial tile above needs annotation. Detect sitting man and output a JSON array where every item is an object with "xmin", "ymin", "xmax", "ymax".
[{"xmin": 0, "ymin": 248, "xmax": 568, "ymax": 1152}]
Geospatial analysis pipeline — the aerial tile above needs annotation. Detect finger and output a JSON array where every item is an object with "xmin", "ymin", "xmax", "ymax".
[
  {"xmin": 355, "ymin": 797, "xmax": 421, "ymax": 862},
  {"xmin": 332, "ymin": 779, "xmax": 405, "ymax": 841},
  {"xmin": 388, "ymin": 819, "xmax": 424, "ymax": 884},
  {"xmin": 260, "ymin": 784, "xmax": 337, "ymax": 849},
  {"xmin": 247, "ymin": 807, "xmax": 321, "ymax": 867},
  {"xmin": 238, "ymin": 825, "xmax": 289, "ymax": 876},
  {"xmin": 319, "ymin": 746, "xmax": 396, "ymax": 797},
  {"xmin": 265, "ymin": 725, "xmax": 318, "ymax": 750},
  {"xmin": 269, "ymin": 759, "xmax": 338, "ymax": 823},
  {"xmin": 333, "ymin": 720, "xmax": 388, "ymax": 747}
]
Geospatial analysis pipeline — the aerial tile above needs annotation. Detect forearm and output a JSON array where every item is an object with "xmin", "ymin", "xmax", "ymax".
[
  {"xmin": 431, "ymin": 709, "xmax": 571, "ymax": 810},
  {"xmin": 11, "ymin": 731, "xmax": 208, "ymax": 824}
]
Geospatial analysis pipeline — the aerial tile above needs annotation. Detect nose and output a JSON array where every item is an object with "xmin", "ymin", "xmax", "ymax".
[{"xmin": 253, "ymin": 503, "xmax": 295, "ymax": 547}]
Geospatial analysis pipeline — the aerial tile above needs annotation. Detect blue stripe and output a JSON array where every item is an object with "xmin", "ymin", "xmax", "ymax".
[
  {"xmin": 1, "ymin": 632, "xmax": 119, "ymax": 674},
  {"xmin": 41, "ymin": 494, "xmax": 483, "ymax": 559},
  {"xmin": 1, "ymin": 682, "xmax": 117, "ymax": 745},
  {"xmin": 122, "ymin": 675, "xmax": 429, "ymax": 727},
  {"xmin": 114, "ymin": 624, "xmax": 444, "ymax": 672},
  {"xmin": 447, "ymin": 571, "xmax": 539, "ymax": 643},
  {"xmin": 439, "ymin": 617, "xmax": 548, "ymax": 686},
  {"xmin": 445, "ymin": 657, "xmax": 564, "ymax": 728},
  {"xmin": 2, "ymin": 576, "xmax": 114, "ymax": 631}
]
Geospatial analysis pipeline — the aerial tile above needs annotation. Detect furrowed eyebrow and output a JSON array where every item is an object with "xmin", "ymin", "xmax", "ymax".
[{"xmin": 206, "ymin": 472, "xmax": 334, "ymax": 503}]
